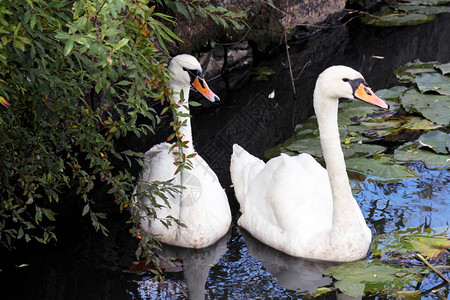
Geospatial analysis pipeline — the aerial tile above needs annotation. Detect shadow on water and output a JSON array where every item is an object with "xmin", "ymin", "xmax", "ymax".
[{"xmin": 1, "ymin": 12, "xmax": 450, "ymax": 300}]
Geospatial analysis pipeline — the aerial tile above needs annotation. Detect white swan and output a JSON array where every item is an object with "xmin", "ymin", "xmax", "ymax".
[
  {"xmin": 231, "ymin": 66, "xmax": 388, "ymax": 261},
  {"xmin": 133, "ymin": 54, "xmax": 231, "ymax": 248}
]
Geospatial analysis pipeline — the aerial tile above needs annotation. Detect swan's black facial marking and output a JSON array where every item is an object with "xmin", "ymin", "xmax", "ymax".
[
  {"xmin": 345, "ymin": 78, "xmax": 368, "ymax": 93},
  {"xmin": 183, "ymin": 67, "xmax": 204, "ymax": 84}
]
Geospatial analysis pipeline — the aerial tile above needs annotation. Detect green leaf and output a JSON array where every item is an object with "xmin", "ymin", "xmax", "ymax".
[
  {"xmin": 415, "ymin": 72, "xmax": 450, "ymax": 96},
  {"xmin": 400, "ymin": 88, "xmax": 450, "ymax": 125},
  {"xmin": 82, "ymin": 204, "xmax": 90, "ymax": 216},
  {"xmin": 113, "ymin": 38, "xmax": 129, "ymax": 51},
  {"xmin": 64, "ymin": 39, "xmax": 74, "ymax": 56},
  {"xmin": 394, "ymin": 60, "xmax": 438, "ymax": 83},
  {"xmin": 394, "ymin": 141, "xmax": 450, "ymax": 169},
  {"xmin": 324, "ymin": 260, "xmax": 423, "ymax": 297},
  {"xmin": 417, "ymin": 130, "xmax": 449, "ymax": 154},
  {"xmin": 346, "ymin": 155, "xmax": 418, "ymax": 181}
]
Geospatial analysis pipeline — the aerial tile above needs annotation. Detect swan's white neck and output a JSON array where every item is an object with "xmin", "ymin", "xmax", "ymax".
[
  {"xmin": 170, "ymin": 83, "xmax": 195, "ymax": 155},
  {"xmin": 313, "ymin": 89, "xmax": 364, "ymax": 243}
]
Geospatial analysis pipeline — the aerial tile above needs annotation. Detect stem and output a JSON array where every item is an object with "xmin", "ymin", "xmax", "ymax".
[
  {"xmin": 413, "ymin": 254, "xmax": 450, "ymax": 284},
  {"xmin": 284, "ymin": 30, "xmax": 295, "ymax": 95}
]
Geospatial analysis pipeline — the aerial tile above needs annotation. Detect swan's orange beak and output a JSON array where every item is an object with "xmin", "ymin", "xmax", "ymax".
[
  {"xmin": 354, "ymin": 83, "xmax": 389, "ymax": 109},
  {"xmin": 192, "ymin": 76, "xmax": 220, "ymax": 103}
]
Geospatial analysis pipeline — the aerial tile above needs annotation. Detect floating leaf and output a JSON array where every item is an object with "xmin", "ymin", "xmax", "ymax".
[
  {"xmin": 324, "ymin": 259, "xmax": 423, "ymax": 297},
  {"xmin": 415, "ymin": 72, "xmax": 450, "ymax": 96},
  {"xmin": 417, "ymin": 130, "xmax": 449, "ymax": 154},
  {"xmin": 437, "ymin": 62, "xmax": 450, "ymax": 75},
  {"xmin": 371, "ymin": 227, "xmax": 450, "ymax": 261},
  {"xmin": 346, "ymin": 155, "xmax": 417, "ymax": 181},
  {"xmin": 395, "ymin": 60, "xmax": 438, "ymax": 83},
  {"xmin": 394, "ymin": 141, "xmax": 450, "ymax": 169},
  {"xmin": 375, "ymin": 85, "xmax": 407, "ymax": 102},
  {"xmin": 400, "ymin": 88, "xmax": 450, "ymax": 125},
  {"xmin": 396, "ymin": 5, "xmax": 450, "ymax": 15},
  {"xmin": 399, "ymin": 0, "xmax": 450, "ymax": 5},
  {"xmin": 361, "ymin": 9, "xmax": 435, "ymax": 27}
]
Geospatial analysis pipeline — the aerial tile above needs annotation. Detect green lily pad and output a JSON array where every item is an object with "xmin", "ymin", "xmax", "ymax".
[
  {"xmin": 346, "ymin": 155, "xmax": 417, "ymax": 181},
  {"xmin": 415, "ymin": 72, "xmax": 450, "ymax": 96},
  {"xmin": 395, "ymin": 60, "xmax": 438, "ymax": 83},
  {"xmin": 324, "ymin": 260, "xmax": 423, "ymax": 297},
  {"xmin": 371, "ymin": 226, "xmax": 450, "ymax": 260},
  {"xmin": 362, "ymin": 116, "xmax": 443, "ymax": 140},
  {"xmin": 361, "ymin": 10, "xmax": 435, "ymax": 27},
  {"xmin": 399, "ymin": 0, "xmax": 450, "ymax": 5},
  {"xmin": 437, "ymin": 62, "xmax": 450, "ymax": 75},
  {"xmin": 294, "ymin": 116, "xmax": 319, "ymax": 138},
  {"xmin": 396, "ymin": 5, "xmax": 450, "ymax": 15},
  {"xmin": 394, "ymin": 141, "xmax": 450, "ymax": 169},
  {"xmin": 338, "ymin": 99, "xmax": 387, "ymax": 126},
  {"xmin": 417, "ymin": 130, "xmax": 449, "ymax": 154},
  {"xmin": 400, "ymin": 88, "xmax": 450, "ymax": 125},
  {"xmin": 375, "ymin": 86, "xmax": 407, "ymax": 102},
  {"xmin": 285, "ymin": 137, "xmax": 323, "ymax": 157}
]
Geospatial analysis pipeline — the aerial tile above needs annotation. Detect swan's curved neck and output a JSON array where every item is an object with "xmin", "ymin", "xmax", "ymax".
[
  {"xmin": 170, "ymin": 83, "xmax": 195, "ymax": 155},
  {"xmin": 314, "ymin": 89, "xmax": 359, "ymax": 235}
]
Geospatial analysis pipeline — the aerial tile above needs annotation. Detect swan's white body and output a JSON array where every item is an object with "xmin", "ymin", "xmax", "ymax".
[
  {"xmin": 134, "ymin": 55, "xmax": 231, "ymax": 248},
  {"xmin": 231, "ymin": 66, "xmax": 388, "ymax": 261}
]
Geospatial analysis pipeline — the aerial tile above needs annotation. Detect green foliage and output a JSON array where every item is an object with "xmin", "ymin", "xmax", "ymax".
[
  {"xmin": 0, "ymin": 0, "xmax": 245, "ymax": 258},
  {"xmin": 164, "ymin": 0, "xmax": 246, "ymax": 30}
]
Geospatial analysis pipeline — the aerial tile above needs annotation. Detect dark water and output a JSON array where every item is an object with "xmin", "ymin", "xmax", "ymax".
[{"xmin": 1, "ymin": 12, "xmax": 450, "ymax": 300}]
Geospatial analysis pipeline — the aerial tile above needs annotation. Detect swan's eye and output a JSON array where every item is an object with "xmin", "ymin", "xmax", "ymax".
[{"xmin": 343, "ymin": 78, "xmax": 349, "ymax": 82}]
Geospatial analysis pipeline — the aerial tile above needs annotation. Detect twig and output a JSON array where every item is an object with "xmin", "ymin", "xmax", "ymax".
[
  {"xmin": 294, "ymin": 60, "xmax": 311, "ymax": 81},
  {"xmin": 413, "ymin": 254, "xmax": 450, "ymax": 284},
  {"xmin": 284, "ymin": 30, "xmax": 295, "ymax": 95}
]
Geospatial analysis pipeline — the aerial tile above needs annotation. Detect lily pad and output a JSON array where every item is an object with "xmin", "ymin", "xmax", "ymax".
[
  {"xmin": 361, "ymin": 11, "xmax": 435, "ymax": 27},
  {"xmin": 285, "ymin": 137, "xmax": 323, "ymax": 157},
  {"xmin": 346, "ymin": 155, "xmax": 418, "ymax": 181},
  {"xmin": 324, "ymin": 260, "xmax": 423, "ymax": 297},
  {"xmin": 394, "ymin": 141, "xmax": 450, "ymax": 169},
  {"xmin": 415, "ymin": 72, "xmax": 450, "ymax": 96},
  {"xmin": 437, "ymin": 62, "xmax": 450, "ymax": 75},
  {"xmin": 361, "ymin": 116, "xmax": 443, "ymax": 140},
  {"xmin": 417, "ymin": 130, "xmax": 449, "ymax": 154},
  {"xmin": 371, "ymin": 226, "xmax": 450, "ymax": 261},
  {"xmin": 400, "ymin": 88, "xmax": 450, "ymax": 125},
  {"xmin": 399, "ymin": 0, "xmax": 450, "ymax": 5},
  {"xmin": 375, "ymin": 86, "xmax": 407, "ymax": 102},
  {"xmin": 395, "ymin": 60, "xmax": 438, "ymax": 83},
  {"xmin": 396, "ymin": 5, "xmax": 450, "ymax": 15},
  {"xmin": 338, "ymin": 99, "xmax": 387, "ymax": 126}
]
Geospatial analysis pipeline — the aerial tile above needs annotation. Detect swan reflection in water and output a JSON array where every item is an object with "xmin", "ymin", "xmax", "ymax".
[
  {"xmin": 133, "ymin": 230, "xmax": 230, "ymax": 300},
  {"xmin": 241, "ymin": 228, "xmax": 362, "ymax": 300}
]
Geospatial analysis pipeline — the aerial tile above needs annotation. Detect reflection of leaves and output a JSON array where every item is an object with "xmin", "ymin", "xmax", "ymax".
[
  {"xmin": 400, "ymin": 88, "xmax": 450, "ymax": 125},
  {"xmin": 394, "ymin": 141, "xmax": 450, "ymax": 169},
  {"xmin": 324, "ymin": 260, "xmax": 423, "ymax": 297},
  {"xmin": 415, "ymin": 72, "xmax": 450, "ymax": 96},
  {"xmin": 250, "ymin": 66, "xmax": 275, "ymax": 81},
  {"xmin": 346, "ymin": 156, "xmax": 417, "ymax": 181},
  {"xmin": 418, "ymin": 130, "xmax": 449, "ymax": 154}
]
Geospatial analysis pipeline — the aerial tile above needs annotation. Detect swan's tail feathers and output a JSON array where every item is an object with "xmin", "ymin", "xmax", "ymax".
[{"xmin": 230, "ymin": 144, "xmax": 262, "ymax": 207}]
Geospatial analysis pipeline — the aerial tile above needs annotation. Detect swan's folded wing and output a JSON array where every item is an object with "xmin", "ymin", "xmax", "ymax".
[{"xmin": 230, "ymin": 144, "xmax": 265, "ymax": 206}]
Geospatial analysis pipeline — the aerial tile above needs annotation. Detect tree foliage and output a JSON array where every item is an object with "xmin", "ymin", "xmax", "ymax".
[{"xmin": 0, "ymin": 0, "xmax": 244, "ymax": 255}]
